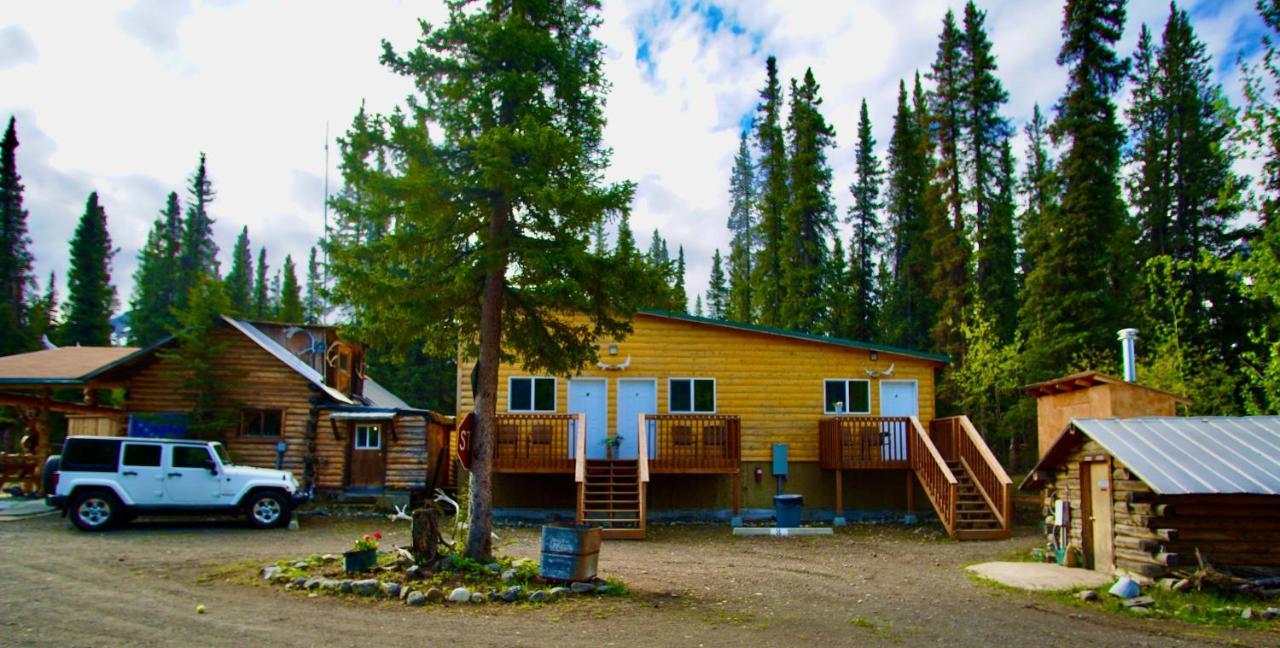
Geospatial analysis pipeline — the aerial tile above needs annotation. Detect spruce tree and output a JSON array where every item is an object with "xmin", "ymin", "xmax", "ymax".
[
  {"xmin": 1021, "ymin": 0, "xmax": 1130, "ymax": 378},
  {"xmin": 674, "ymin": 245, "xmax": 687, "ymax": 312},
  {"xmin": 29, "ymin": 272, "xmax": 58, "ymax": 347},
  {"xmin": 780, "ymin": 69, "xmax": 836, "ymax": 333},
  {"xmin": 848, "ymin": 99, "xmax": 883, "ymax": 341},
  {"xmin": 127, "ymin": 193, "xmax": 183, "ymax": 346},
  {"xmin": 278, "ymin": 255, "xmax": 304, "ymax": 322},
  {"xmin": 726, "ymin": 130, "xmax": 756, "ymax": 322},
  {"xmin": 693, "ymin": 294, "xmax": 704, "ymax": 318},
  {"xmin": 305, "ymin": 245, "xmax": 325, "ymax": 323},
  {"xmin": 1018, "ymin": 105, "xmax": 1056, "ymax": 286},
  {"xmin": 961, "ymin": 1, "xmax": 1010, "ymax": 238},
  {"xmin": 62, "ymin": 192, "xmax": 117, "ymax": 346},
  {"xmin": 977, "ymin": 139, "xmax": 1019, "ymax": 342},
  {"xmin": 0, "ymin": 117, "xmax": 34, "ymax": 354},
  {"xmin": 252, "ymin": 247, "xmax": 269, "ymax": 319},
  {"xmin": 753, "ymin": 56, "xmax": 788, "ymax": 327},
  {"xmin": 707, "ymin": 249, "xmax": 727, "ymax": 319},
  {"xmin": 224, "ymin": 226, "xmax": 253, "ymax": 315},
  {"xmin": 269, "ymin": 270, "xmax": 282, "ymax": 318},
  {"xmin": 881, "ymin": 78, "xmax": 935, "ymax": 350},
  {"xmin": 927, "ymin": 10, "xmax": 972, "ymax": 359},
  {"xmin": 824, "ymin": 236, "xmax": 852, "ymax": 337},
  {"xmin": 178, "ymin": 153, "xmax": 219, "ymax": 301}
]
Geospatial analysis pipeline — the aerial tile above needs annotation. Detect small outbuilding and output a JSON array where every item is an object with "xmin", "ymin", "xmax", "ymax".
[
  {"xmin": 1023, "ymin": 371, "xmax": 1189, "ymax": 459},
  {"xmin": 1021, "ymin": 416, "xmax": 1280, "ymax": 579}
]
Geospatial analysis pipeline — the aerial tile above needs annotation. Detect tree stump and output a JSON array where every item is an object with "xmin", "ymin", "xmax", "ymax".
[{"xmin": 411, "ymin": 506, "xmax": 446, "ymax": 565}]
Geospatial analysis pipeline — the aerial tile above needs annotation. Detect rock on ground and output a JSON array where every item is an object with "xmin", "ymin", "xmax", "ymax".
[
  {"xmin": 352, "ymin": 579, "xmax": 382, "ymax": 596},
  {"xmin": 528, "ymin": 590, "xmax": 548, "ymax": 603},
  {"xmin": 382, "ymin": 582, "xmax": 401, "ymax": 598},
  {"xmin": 405, "ymin": 591, "xmax": 426, "ymax": 607},
  {"xmin": 501, "ymin": 586, "xmax": 523, "ymax": 603},
  {"xmin": 424, "ymin": 587, "xmax": 445, "ymax": 603},
  {"xmin": 571, "ymin": 582, "xmax": 594, "ymax": 594},
  {"xmin": 447, "ymin": 587, "xmax": 471, "ymax": 603}
]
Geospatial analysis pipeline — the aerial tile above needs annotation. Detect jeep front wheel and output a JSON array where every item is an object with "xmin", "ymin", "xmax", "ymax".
[
  {"xmin": 70, "ymin": 490, "xmax": 120, "ymax": 531},
  {"xmin": 245, "ymin": 491, "xmax": 290, "ymax": 529}
]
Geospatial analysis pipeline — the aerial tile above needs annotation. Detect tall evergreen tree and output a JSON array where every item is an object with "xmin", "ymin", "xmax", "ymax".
[
  {"xmin": 29, "ymin": 271, "xmax": 58, "ymax": 347},
  {"xmin": 927, "ymin": 10, "xmax": 973, "ymax": 359},
  {"xmin": 824, "ymin": 236, "xmax": 852, "ymax": 337},
  {"xmin": 224, "ymin": 226, "xmax": 253, "ymax": 315},
  {"xmin": 305, "ymin": 245, "xmax": 325, "ymax": 324},
  {"xmin": 269, "ymin": 270, "xmax": 282, "ymax": 318},
  {"xmin": 961, "ymin": 0, "xmax": 1010, "ymax": 236},
  {"xmin": 128, "ymin": 193, "xmax": 184, "ymax": 345},
  {"xmin": 977, "ymin": 139, "xmax": 1019, "ymax": 341},
  {"xmin": 0, "ymin": 117, "xmax": 34, "ymax": 354},
  {"xmin": 693, "ymin": 294, "xmax": 704, "ymax": 317},
  {"xmin": 726, "ymin": 130, "xmax": 756, "ymax": 322},
  {"xmin": 278, "ymin": 254, "xmax": 304, "ymax": 322},
  {"xmin": 881, "ymin": 77, "xmax": 935, "ymax": 350},
  {"xmin": 780, "ymin": 69, "xmax": 837, "ymax": 333},
  {"xmin": 753, "ymin": 56, "xmax": 788, "ymax": 327},
  {"xmin": 62, "ymin": 192, "xmax": 117, "ymax": 346},
  {"xmin": 1018, "ymin": 104, "xmax": 1056, "ymax": 286},
  {"xmin": 707, "ymin": 249, "xmax": 727, "ymax": 319},
  {"xmin": 327, "ymin": 0, "xmax": 641, "ymax": 560},
  {"xmin": 848, "ymin": 99, "xmax": 883, "ymax": 341},
  {"xmin": 178, "ymin": 153, "xmax": 220, "ymax": 301},
  {"xmin": 673, "ymin": 245, "xmax": 687, "ymax": 312},
  {"xmin": 1021, "ymin": 0, "xmax": 1131, "ymax": 378},
  {"xmin": 253, "ymin": 247, "xmax": 270, "ymax": 319}
]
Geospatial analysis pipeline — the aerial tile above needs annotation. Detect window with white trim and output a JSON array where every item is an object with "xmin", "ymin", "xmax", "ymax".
[
  {"xmin": 509, "ymin": 377, "xmax": 556, "ymax": 412},
  {"xmin": 824, "ymin": 379, "xmax": 870, "ymax": 414},
  {"xmin": 670, "ymin": 378, "xmax": 716, "ymax": 413},
  {"xmin": 354, "ymin": 424, "xmax": 382, "ymax": 450}
]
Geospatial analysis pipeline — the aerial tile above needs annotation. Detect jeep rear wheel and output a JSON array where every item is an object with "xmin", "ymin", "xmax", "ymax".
[
  {"xmin": 245, "ymin": 491, "xmax": 290, "ymax": 529},
  {"xmin": 70, "ymin": 490, "xmax": 119, "ymax": 531}
]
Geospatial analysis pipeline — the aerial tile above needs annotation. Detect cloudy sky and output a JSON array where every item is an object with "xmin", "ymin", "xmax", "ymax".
[{"xmin": 0, "ymin": 0, "xmax": 1269, "ymax": 318}]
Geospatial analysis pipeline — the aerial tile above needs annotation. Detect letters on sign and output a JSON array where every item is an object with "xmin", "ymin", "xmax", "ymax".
[{"xmin": 458, "ymin": 412, "xmax": 475, "ymax": 470}]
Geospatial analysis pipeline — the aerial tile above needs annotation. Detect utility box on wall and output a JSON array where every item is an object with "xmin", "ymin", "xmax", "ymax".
[{"xmin": 771, "ymin": 443, "xmax": 788, "ymax": 477}]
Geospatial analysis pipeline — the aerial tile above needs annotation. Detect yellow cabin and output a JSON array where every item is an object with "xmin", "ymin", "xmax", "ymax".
[{"xmin": 457, "ymin": 310, "xmax": 1013, "ymax": 539}]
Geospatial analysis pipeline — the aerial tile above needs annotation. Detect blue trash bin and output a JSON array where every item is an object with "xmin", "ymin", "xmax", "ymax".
[{"xmin": 774, "ymin": 494, "xmax": 803, "ymax": 527}]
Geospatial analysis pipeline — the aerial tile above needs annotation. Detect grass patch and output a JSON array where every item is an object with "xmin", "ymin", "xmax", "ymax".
[
  {"xmin": 847, "ymin": 616, "xmax": 903, "ymax": 643},
  {"xmin": 1048, "ymin": 584, "xmax": 1279, "ymax": 631}
]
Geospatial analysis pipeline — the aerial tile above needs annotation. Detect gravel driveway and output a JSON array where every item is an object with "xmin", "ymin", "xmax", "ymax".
[{"xmin": 0, "ymin": 513, "xmax": 1272, "ymax": 647}]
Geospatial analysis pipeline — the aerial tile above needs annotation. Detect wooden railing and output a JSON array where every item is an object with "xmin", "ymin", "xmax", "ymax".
[
  {"xmin": 932, "ymin": 415, "xmax": 1013, "ymax": 531},
  {"xmin": 641, "ymin": 414, "xmax": 741, "ymax": 473},
  {"xmin": 909, "ymin": 417, "xmax": 958, "ymax": 536},
  {"xmin": 492, "ymin": 413, "xmax": 578, "ymax": 473},
  {"xmin": 818, "ymin": 416, "xmax": 912, "ymax": 469}
]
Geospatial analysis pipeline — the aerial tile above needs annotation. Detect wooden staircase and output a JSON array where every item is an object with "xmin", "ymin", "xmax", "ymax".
[
  {"xmin": 579, "ymin": 460, "xmax": 646, "ymax": 539},
  {"xmin": 947, "ymin": 459, "xmax": 1006, "ymax": 540}
]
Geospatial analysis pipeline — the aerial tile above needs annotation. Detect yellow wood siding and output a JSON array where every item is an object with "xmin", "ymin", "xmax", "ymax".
[{"xmin": 457, "ymin": 314, "xmax": 939, "ymax": 462}]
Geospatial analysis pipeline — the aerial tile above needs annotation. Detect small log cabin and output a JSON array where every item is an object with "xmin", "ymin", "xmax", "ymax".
[
  {"xmin": 71, "ymin": 316, "xmax": 453, "ymax": 500},
  {"xmin": 1021, "ymin": 417, "xmax": 1280, "ymax": 579},
  {"xmin": 456, "ymin": 309, "xmax": 1013, "ymax": 539},
  {"xmin": 1025, "ymin": 371, "xmax": 1189, "ymax": 458}
]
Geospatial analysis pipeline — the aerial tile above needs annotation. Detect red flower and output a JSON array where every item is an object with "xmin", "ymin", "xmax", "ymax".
[
  {"xmin": 363, "ymin": 535, "xmax": 371, "ymax": 541},
  {"xmin": 373, "ymin": 532, "xmax": 382, "ymax": 540}
]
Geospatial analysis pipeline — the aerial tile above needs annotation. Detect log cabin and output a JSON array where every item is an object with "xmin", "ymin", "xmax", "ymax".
[
  {"xmin": 1021, "ymin": 417, "xmax": 1280, "ymax": 579},
  {"xmin": 455, "ymin": 309, "xmax": 1013, "ymax": 539},
  {"xmin": 61, "ymin": 316, "xmax": 453, "ymax": 502}
]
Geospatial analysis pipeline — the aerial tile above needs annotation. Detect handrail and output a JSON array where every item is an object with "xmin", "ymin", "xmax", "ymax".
[
  {"xmin": 644, "ymin": 414, "xmax": 740, "ymax": 472},
  {"xmin": 818, "ymin": 416, "xmax": 912, "ymax": 468},
  {"xmin": 492, "ymin": 413, "xmax": 577, "ymax": 472},
  {"xmin": 637, "ymin": 413, "xmax": 650, "ymax": 483},
  {"xmin": 574, "ymin": 413, "xmax": 586, "ymax": 483},
  {"xmin": 950, "ymin": 415, "xmax": 1013, "ymax": 530},
  {"xmin": 909, "ymin": 416, "xmax": 957, "ymax": 537}
]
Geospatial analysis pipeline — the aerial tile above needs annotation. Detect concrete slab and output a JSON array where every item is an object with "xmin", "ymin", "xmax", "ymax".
[
  {"xmin": 732, "ymin": 527, "xmax": 834, "ymax": 537},
  {"xmin": 0, "ymin": 498, "xmax": 56, "ymax": 521},
  {"xmin": 966, "ymin": 561, "xmax": 1114, "ymax": 591}
]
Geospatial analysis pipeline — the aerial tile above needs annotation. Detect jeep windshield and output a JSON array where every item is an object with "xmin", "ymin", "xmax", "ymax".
[{"xmin": 209, "ymin": 442, "xmax": 233, "ymax": 465}]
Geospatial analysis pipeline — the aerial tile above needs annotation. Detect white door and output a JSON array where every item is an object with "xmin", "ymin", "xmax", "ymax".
[
  {"xmin": 118, "ymin": 442, "xmax": 166, "ymax": 506},
  {"xmin": 880, "ymin": 380, "xmax": 918, "ymax": 461},
  {"xmin": 616, "ymin": 379, "xmax": 656, "ymax": 461},
  {"xmin": 569, "ymin": 379, "xmax": 608, "ymax": 460},
  {"xmin": 164, "ymin": 445, "xmax": 224, "ymax": 504}
]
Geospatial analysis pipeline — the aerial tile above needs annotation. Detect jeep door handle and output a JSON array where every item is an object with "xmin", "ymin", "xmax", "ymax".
[
  {"xmin": 167, "ymin": 472, "xmax": 182, "ymax": 478},
  {"xmin": 122, "ymin": 471, "xmax": 138, "ymax": 476}
]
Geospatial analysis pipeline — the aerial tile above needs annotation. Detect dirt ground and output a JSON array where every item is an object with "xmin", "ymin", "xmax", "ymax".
[{"xmin": 0, "ymin": 513, "xmax": 1274, "ymax": 647}]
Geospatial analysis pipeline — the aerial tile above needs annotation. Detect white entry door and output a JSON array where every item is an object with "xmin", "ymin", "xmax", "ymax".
[
  {"xmin": 880, "ymin": 380, "xmax": 918, "ymax": 461},
  {"xmin": 616, "ymin": 379, "xmax": 656, "ymax": 461},
  {"xmin": 569, "ymin": 379, "xmax": 608, "ymax": 460}
]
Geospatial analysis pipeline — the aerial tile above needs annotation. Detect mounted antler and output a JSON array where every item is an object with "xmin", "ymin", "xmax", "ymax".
[{"xmin": 387, "ymin": 504, "xmax": 413, "ymax": 523}]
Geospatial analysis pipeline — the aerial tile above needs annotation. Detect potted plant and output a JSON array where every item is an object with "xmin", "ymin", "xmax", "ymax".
[
  {"xmin": 344, "ymin": 531, "xmax": 381, "ymax": 573},
  {"xmin": 603, "ymin": 435, "xmax": 623, "ymax": 460}
]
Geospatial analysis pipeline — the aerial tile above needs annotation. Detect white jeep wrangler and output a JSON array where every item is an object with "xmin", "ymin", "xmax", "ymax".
[{"xmin": 45, "ymin": 436, "xmax": 307, "ymax": 531}]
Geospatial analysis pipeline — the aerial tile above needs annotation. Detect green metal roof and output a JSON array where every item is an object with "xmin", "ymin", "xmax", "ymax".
[{"xmin": 636, "ymin": 310, "xmax": 952, "ymax": 364}]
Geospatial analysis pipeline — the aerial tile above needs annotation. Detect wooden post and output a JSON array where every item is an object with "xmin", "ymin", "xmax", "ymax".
[
  {"xmin": 905, "ymin": 470, "xmax": 915, "ymax": 513},
  {"xmin": 34, "ymin": 390, "xmax": 52, "ymax": 495},
  {"xmin": 731, "ymin": 469, "xmax": 741, "ymax": 525},
  {"xmin": 835, "ymin": 469, "xmax": 844, "ymax": 519}
]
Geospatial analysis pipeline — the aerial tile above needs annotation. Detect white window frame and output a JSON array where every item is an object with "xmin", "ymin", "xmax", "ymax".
[
  {"xmin": 668, "ymin": 377, "xmax": 717, "ymax": 414},
  {"xmin": 823, "ymin": 378, "xmax": 871, "ymax": 415},
  {"xmin": 354, "ymin": 424, "xmax": 382, "ymax": 450},
  {"xmin": 508, "ymin": 376, "xmax": 557, "ymax": 413}
]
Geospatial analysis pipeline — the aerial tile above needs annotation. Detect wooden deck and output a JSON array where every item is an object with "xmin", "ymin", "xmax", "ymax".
[{"xmin": 491, "ymin": 413, "xmax": 579, "ymax": 474}]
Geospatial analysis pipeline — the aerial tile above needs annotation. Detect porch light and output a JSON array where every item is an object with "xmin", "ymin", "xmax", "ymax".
[
  {"xmin": 869, "ymin": 351, "xmax": 879, "ymax": 361},
  {"xmin": 608, "ymin": 344, "xmax": 618, "ymax": 356}
]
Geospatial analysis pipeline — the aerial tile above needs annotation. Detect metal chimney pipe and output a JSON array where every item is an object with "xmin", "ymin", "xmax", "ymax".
[{"xmin": 1118, "ymin": 328, "xmax": 1139, "ymax": 383}]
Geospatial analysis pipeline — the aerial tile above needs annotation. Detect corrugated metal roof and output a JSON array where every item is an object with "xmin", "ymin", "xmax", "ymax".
[
  {"xmin": 1072, "ymin": 417, "xmax": 1280, "ymax": 496},
  {"xmin": 0, "ymin": 346, "xmax": 140, "ymax": 383},
  {"xmin": 362, "ymin": 377, "xmax": 411, "ymax": 410},
  {"xmin": 222, "ymin": 316, "xmax": 354, "ymax": 405}
]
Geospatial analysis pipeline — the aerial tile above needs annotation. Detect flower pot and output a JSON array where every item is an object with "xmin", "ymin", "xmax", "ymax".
[{"xmin": 344, "ymin": 548, "xmax": 377, "ymax": 573}]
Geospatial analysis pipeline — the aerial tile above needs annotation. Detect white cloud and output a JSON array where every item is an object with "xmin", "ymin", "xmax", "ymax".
[{"xmin": 0, "ymin": 0, "xmax": 1268, "ymax": 319}]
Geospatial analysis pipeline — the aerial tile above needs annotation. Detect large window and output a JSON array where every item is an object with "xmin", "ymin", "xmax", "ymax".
[
  {"xmin": 670, "ymin": 378, "xmax": 716, "ymax": 413},
  {"xmin": 509, "ymin": 377, "xmax": 556, "ymax": 412},
  {"xmin": 824, "ymin": 379, "xmax": 870, "ymax": 414},
  {"xmin": 241, "ymin": 410, "xmax": 283, "ymax": 438}
]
